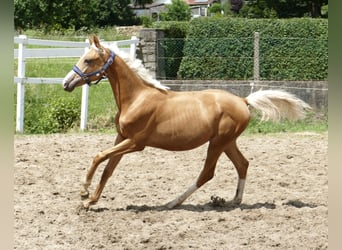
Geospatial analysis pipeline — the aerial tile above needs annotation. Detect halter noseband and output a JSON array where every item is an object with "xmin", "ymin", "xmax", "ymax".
[{"xmin": 72, "ymin": 50, "xmax": 115, "ymax": 86}]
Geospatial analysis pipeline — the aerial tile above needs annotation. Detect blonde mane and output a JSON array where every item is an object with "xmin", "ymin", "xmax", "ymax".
[{"xmin": 105, "ymin": 43, "xmax": 170, "ymax": 91}]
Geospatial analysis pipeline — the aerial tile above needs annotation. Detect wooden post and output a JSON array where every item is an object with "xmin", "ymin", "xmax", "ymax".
[
  {"xmin": 16, "ymin": 35, "xmax": 27, "ymax": 133},
  {"xmin": 253, "ymin": 32, "xmax": 260, "ymax": 82}
]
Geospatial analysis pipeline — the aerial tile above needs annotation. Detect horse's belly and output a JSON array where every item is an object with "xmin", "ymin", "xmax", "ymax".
[{"xmin": 146, "ymin": 122, "xmax": 213, "ymax": 151}]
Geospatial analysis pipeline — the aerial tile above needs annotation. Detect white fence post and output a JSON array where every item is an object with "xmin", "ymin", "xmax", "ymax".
[
  {"xmin": 16, "ymin": 35, "xmax": 27, "ymax": 133},
  {"xmin": 80, "ymin": 84, "xmax": 89, "ymax": 131},
  {"xmin": 14, "ymin": 36, "xmax": 139, "ymax": 133},
  {"xmin": 80, "ymin": 39, "xmax": 90, "ymax": 131},
  {"xmin": 130, "ymin": 36, "xmax": 137, "ymax": 61}
]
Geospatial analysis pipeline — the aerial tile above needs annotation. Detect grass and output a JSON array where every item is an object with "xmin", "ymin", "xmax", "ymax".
[
  {"xmin": 245, "ymin": 111, "xmax": 327, "ymax": 134},
  {"xmin": 14, "ymin": 28, "xmax": 327, "ymax": 134},
  {"xmin": 16, "ymin": 27, "xmax": 129, "ymax": 42},
  {"xmin": 17, "ymin": 79, "xmax": 327, "ymax": 135}
]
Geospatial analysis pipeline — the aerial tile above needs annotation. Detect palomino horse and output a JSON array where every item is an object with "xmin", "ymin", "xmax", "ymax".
[{"xmin": 63, "ymin": 35, "xmax": 310, "ymax": 209}]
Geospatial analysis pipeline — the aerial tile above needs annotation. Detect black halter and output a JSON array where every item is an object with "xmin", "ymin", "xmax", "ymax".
[{"xmin": 72, "ymin": 50, "xmax": 115, "ymax": 86}]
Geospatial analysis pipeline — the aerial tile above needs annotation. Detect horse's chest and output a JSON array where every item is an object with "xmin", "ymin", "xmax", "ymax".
[{"xmin": 117, "ymin": 112, "xmax": 151, "ymax": 138}]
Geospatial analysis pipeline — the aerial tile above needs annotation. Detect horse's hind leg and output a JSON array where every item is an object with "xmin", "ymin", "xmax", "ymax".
[
  {"xmin": 224, "ymin": 140, "xmax": 249, "ymax": 205},
  {"xmin": 166, "ymin": 142, "xmax": 223, "ymax": 209}
]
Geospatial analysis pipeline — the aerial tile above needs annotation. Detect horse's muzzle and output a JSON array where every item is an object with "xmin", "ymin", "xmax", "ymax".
[{"xmin": 63, "ymin": 70, "xmax": 81, "ymax": 92}]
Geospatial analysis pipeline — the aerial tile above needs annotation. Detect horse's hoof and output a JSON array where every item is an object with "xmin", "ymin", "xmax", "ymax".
[
  {"xmin": 83, "ymin": 200, "xmax": 91, "ymax": 209},
  {"xmin": 232, "ymin": 198, "xmax": 242, "ymax": 205},
  {"xmin": 165, "ymin": 201, "xmax": 178, "ymax": 209},
  {"xmin": 225, "ymin": 199, "xmax": 242, "ymax": 207},
  {"xmin": 80, "ymin": 190, "xmax": 89, "ymax": 199},
  {"xmin": 165, "ymin": 203, "xmax": 174, "ymax": 209},
  {"xmin": 75, "ymin": 203, "xmax": 88, "ymax": 214}
]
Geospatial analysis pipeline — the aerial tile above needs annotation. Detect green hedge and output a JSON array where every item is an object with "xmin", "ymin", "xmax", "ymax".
[
  {"xmin": 177, "ymin": 17, "xmax": 327, "ymax": 80},
  {"xmin": 153, "ymin": 21, "xmax": 189, "ymax": 78},
  {"xmin": 153, "ymin": 21, "xmax": 189, "ymax": 38}
]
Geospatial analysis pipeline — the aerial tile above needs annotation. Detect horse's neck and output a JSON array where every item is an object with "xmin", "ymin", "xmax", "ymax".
[{"xmin": 107, "ymin": 57, "xmax": 147, "ymax": 111}]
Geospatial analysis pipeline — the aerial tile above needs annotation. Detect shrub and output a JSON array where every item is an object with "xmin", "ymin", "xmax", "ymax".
[
  {"xmin": 208, "ymin": 3, "xmax": 223, "ymax": 15},
  {"xmin": 48, "ymin": 96, "xmax": 80, "ymax": 132},
  {"xmin": 24, "ymin": 88, "xmax": 81, "ymax": 134},
  {"xmin": 160, "ymin": 0, "xmax": 192, "ymax": 21}
]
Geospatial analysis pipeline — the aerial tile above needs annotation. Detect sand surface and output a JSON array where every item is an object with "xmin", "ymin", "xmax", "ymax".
[{"xmin": 14, "ymin": 132, "xmax": 328, "ymax": 249}]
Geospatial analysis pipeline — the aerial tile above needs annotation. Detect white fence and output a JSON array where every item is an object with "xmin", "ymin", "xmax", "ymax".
[{"xmin": 14, "ymin": 35, "xmax": 139, "ymax": 133}]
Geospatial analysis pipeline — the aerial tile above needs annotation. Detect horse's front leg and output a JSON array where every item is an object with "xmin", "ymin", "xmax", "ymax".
[
  {"xmin": 83, "ymin": 155, "xmax": 123, "ymax": 208},
  {"xmin": 81, "ymin": 137, "xmax": 143, "ymax": 209},
  {"xmin": 80, "ymin": 134, "xmax": 124, "ymax": 198}
]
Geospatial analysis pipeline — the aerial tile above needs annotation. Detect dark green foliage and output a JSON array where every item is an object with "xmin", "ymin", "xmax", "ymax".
[
  {"xmin": 158, "ymin": 38, "xmax": 185, "ymax": 79},
  {"xmin": 260, "ymin": 37, "xmax": 328, "ymax": 80},
  {"xmin": 48, "ymin": 97, "xmax": 81, "ymax": 132},
  {"xmin": 160, "ymin": 0, "xmax": 192, "ymax": 21},
  {"xmin": 14, "ymin": 0, "xmax": 139, "ymax": 32},
  {"xmin": 208, "ymin": 3, "xmax": 223, "ymax": 15},
  {"xmin": 153, "ymin": 21, "xmax": 189, "ymax": 79},
  {"xmin": 94, "ymin": 0, "xmax": 139, "ymax": 27},
  {"xmin": 179, "ymin": 36, "xmax": 254, "ymax": 79},
  {"xmin": 132, "ymin": 0, "xmax": 153, "ymax": 8},
  {"xmin": 240, "ymin": 0, "xmax": 328, "ymax": 18},
  {"xmin": 177, "ymin": 18, "xmax": 327, "ymax": 80},
  {"xmin": 23, "ymin": 86, "xmax": 81, "ymax": 134}
]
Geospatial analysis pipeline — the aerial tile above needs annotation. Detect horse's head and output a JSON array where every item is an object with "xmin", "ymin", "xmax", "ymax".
[{"xmin": 63, "ymin": 35, "xmax": 115, "ymax": 92}]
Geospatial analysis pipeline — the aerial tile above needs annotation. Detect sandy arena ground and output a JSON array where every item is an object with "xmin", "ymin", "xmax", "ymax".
[{"xmin": 14, "ymin": 132, "xmax": 327, "ymax": 249}]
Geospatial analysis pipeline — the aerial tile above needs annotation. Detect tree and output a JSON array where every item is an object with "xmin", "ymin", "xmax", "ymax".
[
  {"xmin": 94, "ymin": 0, "xmax": 138, "ymax": 27},
  {"xmin": 240, "ymin": 0, "xmax": 328, "ymax": 18},
  {"xmin": 14, "ymin": 0, "xmax": 139, "ymax": 31},
  {"xmin": 161, "ymin": 0, "xmax": 192, "ymax": 21},
  {"xmin": 132, "ymin": 0, "xmax": 153, "ymax": 8},
  {"xmin": 208, "ymin": 3, "xmax": 223, "ymax": 16},
  {"xmin": 14, "ymin": 0, "xmax": 96, "ymax": 31},
  {"xmin": 306, "ymin": 0, "xmax": 328, "ymax": 17},
  {"xmin": 230, "ymin": 0, "xmax": 244, "ymax": 14}
]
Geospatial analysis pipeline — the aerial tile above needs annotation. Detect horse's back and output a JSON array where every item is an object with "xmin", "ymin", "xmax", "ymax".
[
  {"xmin": 198, "ymin": 89, "xmax": 251, "ymax": 134},
  {"xmin": 166, "ymin": 88, "xmax": 250, "ymax": 131},
  {"xmin": 174, "ymin": 88, "xmax": 250, "ymax": 121}
]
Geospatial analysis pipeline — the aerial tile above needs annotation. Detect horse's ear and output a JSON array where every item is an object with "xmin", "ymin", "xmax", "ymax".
[
  {"xmin": 93, "ymin": 35, "xmax": 101, "ymax": 48},
  {"xmin": 90, "ymin": 35, "xmax": 101, "ymax": 49}
]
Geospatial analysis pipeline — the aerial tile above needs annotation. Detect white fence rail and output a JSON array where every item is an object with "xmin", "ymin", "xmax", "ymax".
[{"xmin": 14, "ymin": 35, "xmax": 139, "ymax": 133}]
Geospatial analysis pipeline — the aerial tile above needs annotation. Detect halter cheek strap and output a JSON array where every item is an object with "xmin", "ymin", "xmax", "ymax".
[{"xmin": 72, "ymin": 50, "xmax": 115, "ymax": 86}]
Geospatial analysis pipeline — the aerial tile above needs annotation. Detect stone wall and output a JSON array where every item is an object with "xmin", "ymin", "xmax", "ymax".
[
  {"xmin": 137, "ymin": 28, "xmax": 165, "ymax": 79},
  {"xmin": 116, "ymin": 25, "xmax": 143, "ymax": 37},
  {"xmin": 161, "ymin": 80, "xmax": 328, "ymax": 112}
]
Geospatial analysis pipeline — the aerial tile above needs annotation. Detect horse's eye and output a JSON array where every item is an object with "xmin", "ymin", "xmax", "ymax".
[{"xmin": 84, "ymin": 59, "xmax": 92, "ymax": 64}]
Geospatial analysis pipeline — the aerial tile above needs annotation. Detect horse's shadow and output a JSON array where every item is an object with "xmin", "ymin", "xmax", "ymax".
[
  {"xmin": 120, "ymin": 201, "xmax": 277, "ymax": 213},
  {"xmin": 86, "ymin": 199, "xmax": 319, "ymax": 213}
]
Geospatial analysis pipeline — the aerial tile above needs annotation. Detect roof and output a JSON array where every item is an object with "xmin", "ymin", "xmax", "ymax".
[
  {"xmin": 147, "ymin": 0, "xmax": 172, "ymax": 8},
  {"xmin": 147, "ymin": 0, "xmax": 214, "ymax": 8},
  {"xmin": 185, "ymin": 0, "xmax": 214, "ymax": 5}
]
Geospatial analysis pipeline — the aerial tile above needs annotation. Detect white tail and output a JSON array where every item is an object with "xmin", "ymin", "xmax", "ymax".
[{"xmin": 245, "ymin": 90, "xmax": 311, "ymax": 121}]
